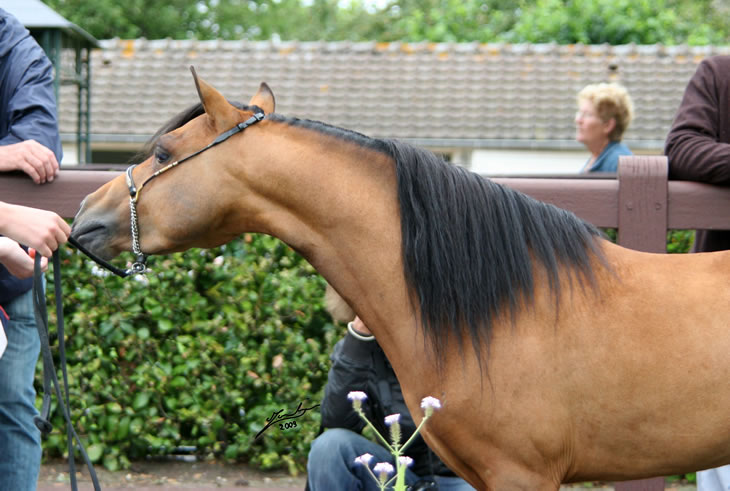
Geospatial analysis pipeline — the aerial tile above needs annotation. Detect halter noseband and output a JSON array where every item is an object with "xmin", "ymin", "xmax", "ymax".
[{"xmin": 73, "ymin": 111, "xmax": 265, "ymax": 278}]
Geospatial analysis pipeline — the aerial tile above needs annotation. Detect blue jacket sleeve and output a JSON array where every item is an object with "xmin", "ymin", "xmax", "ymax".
[{"xmin": 0, "ymin": 21, "xmax": 62, "ymax": 162}]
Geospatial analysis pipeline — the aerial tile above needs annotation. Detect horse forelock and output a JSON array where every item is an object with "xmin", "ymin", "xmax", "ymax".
[
  {"xmin": 380, "ymin": 139, "xmax": 606, "ymax": 370},
  {"xmin": 133, "ymin": 100, "xmax": 261, "ymax": 162}
]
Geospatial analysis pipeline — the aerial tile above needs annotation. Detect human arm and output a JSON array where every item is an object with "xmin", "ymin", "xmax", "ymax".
[
  {"xmin": 0, "ymin": 36, "xmax": 62, "ymax": 184},
  {"xmin": 664, "ymin": 57, "xmax": 730, "ymax": 184},
  {"xmin": 0, "ymin": 201, "xmax": 70, "ymax": 257},
  {"xmin": 0, "ymin": 238, "xmax": 47, "ymax": 278},
  {"xmin": 0, "ymin": 140, "xmax": 58, "ymax": 184},
  {"xmin": 320, "ymin": 319, "xmax": 379, "ymax": 431}
]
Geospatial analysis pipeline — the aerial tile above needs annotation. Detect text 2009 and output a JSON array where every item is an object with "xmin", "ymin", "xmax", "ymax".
[{"xmin": 279, "ymin": 421, "xmax": 297, "ymax": 430}]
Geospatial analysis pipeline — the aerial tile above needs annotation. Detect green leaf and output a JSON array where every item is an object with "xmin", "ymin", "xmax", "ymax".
[
  {"xmin": 87, "ymin": 443, "xmax": 104, "ymax": 463},
  {"xmin": 158, "ymin": 319, "xmax": 174, "ymax": 333},
  {"xmin": 103, "ymin": 454, "xmax": 120, "ymax": 472},
  {"xmin": 132, "ymin": 392, "xmax": 151, "ymax": 410}
]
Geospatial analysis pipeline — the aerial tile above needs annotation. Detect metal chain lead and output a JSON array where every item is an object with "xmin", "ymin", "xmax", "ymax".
[
  {"xmin": 128, "ymin": 197, "xmax": 147, "ymax": 274},
  {"xmin": 121, "ymin": 111, "xmax": 265, "ymax": 277}
]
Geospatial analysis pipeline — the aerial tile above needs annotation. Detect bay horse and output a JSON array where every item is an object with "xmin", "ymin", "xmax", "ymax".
[{"xmin": 71, "ymin": 69, "xmax": 730, "ymax": 490}]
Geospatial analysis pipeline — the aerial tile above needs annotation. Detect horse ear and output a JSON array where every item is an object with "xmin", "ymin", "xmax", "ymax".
[
  {"xmin": 248, "ymin": 82, "xmax": 275, "ymax": 114},
  {"xmin": 189, "ymin": 66, "xmax": 237, "ymax": 127}
]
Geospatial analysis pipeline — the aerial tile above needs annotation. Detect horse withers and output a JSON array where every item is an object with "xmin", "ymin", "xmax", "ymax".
[{"xmin": 71, "ymin": 69, "xmax": 730, "ymax": 490}]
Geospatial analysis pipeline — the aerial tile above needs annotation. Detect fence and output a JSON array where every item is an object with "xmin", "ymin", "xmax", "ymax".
[{"xmin": 2, "ymin": 155, "xmax": 727, "ymax": 490}]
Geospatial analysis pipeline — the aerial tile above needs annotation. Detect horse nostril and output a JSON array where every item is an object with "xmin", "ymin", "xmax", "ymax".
[{"xmin": 71, "ymin": 222, "xmax": 107, "ymax": 243}]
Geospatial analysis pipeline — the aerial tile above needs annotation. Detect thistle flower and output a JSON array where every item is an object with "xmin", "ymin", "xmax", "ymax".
[
  {"xmin": 398, "ymin": 456, "xmax": 414, "ymax": 468},
  {"xmin": 347, "ymin": 391, "xmax": 368, "ymax": 411},
  {"xmin": 354, "ymin": 453, "xmax": 373, "ymax": 466},
  {"xmin": 385, "ymin": 413, "xmax": 402, "ymax": 446},
  {"xmin": 420, "ymin": 396, "xmax": 442, "ymax": 418},
  {"xmin": 373, "ymin": 462, "xmax": 394, "ymax": 484}
]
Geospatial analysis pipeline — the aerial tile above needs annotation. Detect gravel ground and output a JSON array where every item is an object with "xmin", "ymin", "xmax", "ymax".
[{"xmin": 38, "ymin": 459, "xmax": 697, "ymax": 490}]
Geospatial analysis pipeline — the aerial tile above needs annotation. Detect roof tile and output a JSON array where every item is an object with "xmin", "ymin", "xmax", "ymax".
[{"xmin": 59, "ymin": 40, "xmax": 730, "ymax": 147}]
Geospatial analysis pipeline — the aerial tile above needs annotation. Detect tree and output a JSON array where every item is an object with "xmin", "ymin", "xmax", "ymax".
[
  {"xmin": 369, "ymin": 0, "xmax": 520, "ymax": 42},
  {"xmin": 502, "ymin": 0, "xmax": 730, "ymax": 45},
  {"xmin": 43, "ymin": 0, "xmax": 206, "ymax": 39},
  {"xmin": 43, "ymin": 0, "xmax": 730, "ymax": 45},
  {"xmin": 42, "ymin": 0, "xmax": 378, "ymax": 41}
]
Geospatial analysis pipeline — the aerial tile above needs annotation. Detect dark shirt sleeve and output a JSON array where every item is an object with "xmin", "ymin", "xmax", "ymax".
[
  {"xmin": 664, "ymin": 57, "xmax": 730, "ymax": 184},
  {"xmin": 319, "ymin": 333, "xmax": 379, "ymax": 432}
]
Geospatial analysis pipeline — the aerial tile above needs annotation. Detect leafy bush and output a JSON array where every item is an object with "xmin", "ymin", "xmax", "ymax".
[{"xmin": 40, "ymin": 234, "xmax": 338, "ymax": 474}]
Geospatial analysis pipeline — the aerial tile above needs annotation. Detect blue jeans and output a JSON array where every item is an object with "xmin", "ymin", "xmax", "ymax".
[
  {"xmin": 0, "ymin": 288, "xmax": 42, "ymax": 491},
  {"xmin": 307, "ymin": 428, "xmax": 474, "ymax": 491}
]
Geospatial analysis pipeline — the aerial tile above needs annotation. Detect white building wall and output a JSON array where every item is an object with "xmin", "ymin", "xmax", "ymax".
[
  {"xmin": 470, "ymin": 149, "xmax": 588, "ymax": 176},
  {"xmin": 61, "ymin": 143, "xmax": 78, "ymax": 165}
]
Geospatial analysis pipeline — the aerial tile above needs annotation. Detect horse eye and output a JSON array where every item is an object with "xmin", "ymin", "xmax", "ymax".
[{"xmin": 155, "ymin": 148, "xmax": 170, "ymax": 164}]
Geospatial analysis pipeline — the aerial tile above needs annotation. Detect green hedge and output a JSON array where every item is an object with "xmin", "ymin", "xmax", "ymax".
[
  {"xmin": 37, "ymin": 229, "xmax": 696, "ymax": 476},
  {"xmin": 40, "ymin": 234, "xmax": 338, "ymax": 474}
]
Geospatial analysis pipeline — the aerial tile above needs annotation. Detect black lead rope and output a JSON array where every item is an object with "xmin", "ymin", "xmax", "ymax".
[
  {"xmin": 67, "ymin": 236, "xmax": 131, "ymax": 278},
  {"xmin": 30, "ymin": 109, "xmax": 269, "ymax": 488},
  {"xmin": 33, "ymin": 251, "xmax": 102, "ymax": 491}
]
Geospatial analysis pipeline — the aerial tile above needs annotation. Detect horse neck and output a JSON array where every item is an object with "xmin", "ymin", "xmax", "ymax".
[{"xmin": 234, "ymin": 123, "xmax": 424, "ymax": 364}]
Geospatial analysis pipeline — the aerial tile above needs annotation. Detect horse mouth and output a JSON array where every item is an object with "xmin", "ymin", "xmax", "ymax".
[{"xmin": 70, "ymin": 221, "xmax": 116, "ymax": 260}]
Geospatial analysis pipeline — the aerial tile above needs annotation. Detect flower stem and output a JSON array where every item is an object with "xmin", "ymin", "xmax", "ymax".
[
  {"xmin": 355, "ymin": 408, "xmax": 395, "ymax": 453},
  {"xmin": 398, "ymin": 414, "xmax": 430, "ymax": 453}
]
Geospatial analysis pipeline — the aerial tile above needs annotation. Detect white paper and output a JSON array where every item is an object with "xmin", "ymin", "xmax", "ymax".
[{"xmin": 0, "ymin": 316, "xmax": 6, "ymax": 360}]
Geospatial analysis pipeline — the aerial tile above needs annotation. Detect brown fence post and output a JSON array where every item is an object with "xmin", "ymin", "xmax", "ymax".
[
  {"xmin": 617, "ymin": 156, "xmax": 669, "ymax": 253},
  {"xmin": 615, "ymin": 155, "xmax": 668, "ymax": 490}
]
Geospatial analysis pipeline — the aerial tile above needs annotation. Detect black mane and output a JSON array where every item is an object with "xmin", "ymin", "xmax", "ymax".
[
  {"xmin": 381, "ymin": 139, "xmax": 606, "ymax": 367},
  {"xmin": 145, "ymin": 104, "xmax": 605, "ymax": 368},
  {"xmin": 270, "ymin": 110, "xmax": 607, "ymax": 366}
]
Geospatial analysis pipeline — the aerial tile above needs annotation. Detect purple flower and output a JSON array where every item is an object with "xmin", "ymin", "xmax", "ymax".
[
  {"xmin": 347, "ymin": 391, "xmax": 367, "ymax": 410},
  {"xmin": 385, "ymin": 413, "xmax": 402, "ymax": 445},
  {"xmin": 347, "ymin": 391, "xmax": 367, "ymax": 402},
  {"xmin": 420, "ymin": 396, "xmax": 442, "ymax": 417},
  {"xmin": 354, "ymin": 453, "xmax": 373, "ymax": 466},
  {"xmin": 373, "ymin": 461, "xmax": 395, "ymax": 482},
  {"xmin": 398, "ymin": 456, "xmax": 414, "ymax": 468}
]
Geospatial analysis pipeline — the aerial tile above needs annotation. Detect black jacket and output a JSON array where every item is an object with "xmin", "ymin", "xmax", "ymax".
[
  {"xmin": 0, "ymin": 9, "xmax": 62, "ymax": 304},
  {"xmin": 320, "ymin": 331, "xmax": 455, "ymax": 477}
]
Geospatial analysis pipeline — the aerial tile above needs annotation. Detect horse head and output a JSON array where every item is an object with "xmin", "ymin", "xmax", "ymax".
[{"xmin": 71, "ymin": 69, "xmax": 275, "ymax": 261}]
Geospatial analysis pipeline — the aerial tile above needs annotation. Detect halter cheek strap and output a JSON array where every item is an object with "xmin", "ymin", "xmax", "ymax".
[
  {"xmin": 121, "ymin": 111, "xmax": 266, "ymax": 277},
  {"xmin": 69, "ymin": 112, "xmax": 265, "ymax": 278}
]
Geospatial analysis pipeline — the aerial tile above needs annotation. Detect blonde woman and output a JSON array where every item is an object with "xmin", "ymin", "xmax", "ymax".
[{"xmin": 575, "ymin": 83, "xmax": 634, "ymax": 173}]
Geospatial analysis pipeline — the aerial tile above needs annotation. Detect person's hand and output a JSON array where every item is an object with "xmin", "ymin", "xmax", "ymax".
[
  {"xmin": 0, "ymin": 202, "xmax": 70, "ymax": 257},
  {"xmin": 350, "ymin": 316, "xmax": 372, "ymax": 336},
  {"xmin": 0, "ymin": 140, "xmax": 59, "ymax": 184},
  {"xmin": 0, "ymin": 238, "xmax": 47, "ymax": 278}
]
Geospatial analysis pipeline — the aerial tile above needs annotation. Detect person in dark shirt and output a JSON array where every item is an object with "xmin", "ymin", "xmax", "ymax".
[
  {"xmin": 665, "ymin": 55, "xmax": 730, "ymax": 253},
  {"xmin": 307, "ymin": 304, "xmax": 473, "ymax": 490},
  {"xmin": 0, "ymin": 8, "xmax": 64, "ymax": 490}
]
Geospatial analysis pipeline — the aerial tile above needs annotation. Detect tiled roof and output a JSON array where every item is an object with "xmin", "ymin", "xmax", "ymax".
[{"xmin": 59, "ymin": 40, "xmax": 730, "ymax": 149}]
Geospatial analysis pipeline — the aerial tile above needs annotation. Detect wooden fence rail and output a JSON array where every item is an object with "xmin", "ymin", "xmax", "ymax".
[{"xmin": 2, "ymin": 155, "xmax": 726, "ymax": 490}]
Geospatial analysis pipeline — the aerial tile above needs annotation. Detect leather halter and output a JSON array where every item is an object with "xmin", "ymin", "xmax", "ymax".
[{"xmin": 72, "ymin": 111, "xmax": 265, "ymax": 278}]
